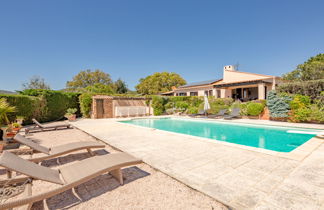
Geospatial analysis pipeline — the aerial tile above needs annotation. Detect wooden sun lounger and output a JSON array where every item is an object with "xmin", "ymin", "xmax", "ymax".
[
  {"xmin": 12, "ymin": 134, "xmax": 105, "ymax": 162},
  {"xmin": 25, "ymin": 119, "xmax": 72, "ymax": 134},
  {"xmin": 0, "ymin": 151, "xmax": 142, "ymax": 209}
]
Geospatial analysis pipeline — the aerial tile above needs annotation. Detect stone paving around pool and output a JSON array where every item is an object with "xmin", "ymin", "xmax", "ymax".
[{"xmin": 72, "ymin": 118, "xmax": 324, "ymax": 210}]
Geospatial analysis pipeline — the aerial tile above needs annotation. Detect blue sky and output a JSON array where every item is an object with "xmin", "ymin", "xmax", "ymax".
[{"xmin": 0, "ymin": 0, "xmax": 323, "ymax": 91}]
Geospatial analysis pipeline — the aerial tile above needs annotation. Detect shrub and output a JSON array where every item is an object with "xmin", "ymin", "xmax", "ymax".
[
  {"xmin": 175, "ymin": 101, "xmax": 189, "ymax": 110},
  {"xmin": 290, "ymin": 94, "xmax": 311, "ymax": 110},
  {"xmin": 79, "ymin": 93, "xmax": 94, "ymax": 118},
  {"xmin": 267, "ymin": 90, "xmax": 291, "ymax": 118},
  {"xmin": 246, "ymin": 102, "xmax": 265, "ymax": 116},
  {"xmin": 277, "ymin": 79, "xmax": 324, "ymax": 101},
  {"xmin": 20, "ymin": 89, "xmax": 80, "ymax": 122},
  {"xmin": 152, "ymin": 96, "xmax": 167, "ymax": 115},
  {"xmin": 187, "ymin": 106, "xmax": 198, "ymax": 114},
  {"xmin": 239, "ymin": 103, "xmax": 248, "ymax": 116},
  {"xmin": 290, "ymin": 107, "xmax": 312, "ymax": 122},
  {"xmin": 308, "ymin": 105, "xmax": 324, "ymax": 123},
  {"xmin": 0, "ymin": 94, "xmax": 43, "ymax": 124}
]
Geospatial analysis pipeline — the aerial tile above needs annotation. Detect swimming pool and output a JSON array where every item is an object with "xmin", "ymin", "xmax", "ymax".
[{"xmin": 120, "ymin": 118, "xmax": 319, "ymax": 152}]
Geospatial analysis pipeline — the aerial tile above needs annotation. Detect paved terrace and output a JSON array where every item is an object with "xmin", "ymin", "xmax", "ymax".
[{"xmin": 72, "ymin": 118, "xmax": 324, "ymax": 209}]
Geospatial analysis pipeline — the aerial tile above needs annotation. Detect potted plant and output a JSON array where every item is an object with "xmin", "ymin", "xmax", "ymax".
[
  {"xmin": 16, "ymin": 116, "xmax": 24, "ymax": 125},
  {"xmin": 11, "ymin": 122, "xmax": 21, "ymax": 132},
  {"xmin": 65, "ymin": 108, "xmax": 78, "ymax": 121},
  {"xmin": 0, "ymin": 98, "xmax": 15, "ymax": 140}
]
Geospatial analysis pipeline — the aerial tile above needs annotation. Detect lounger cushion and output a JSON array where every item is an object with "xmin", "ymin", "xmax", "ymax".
[
  {"xmin": 14, "ymin": 134, "xmax": 50, "ymax": 155},
  {"xmin": 59, "ymin": 153, "xmax": 141, "ymax": 184},
  {"xmin": 0, "ymin": 151, "xmax": 64, "ymax": 185},
  {"xmin": 50, "ymin": 141, "xmax": 105, "ymax": 155}
]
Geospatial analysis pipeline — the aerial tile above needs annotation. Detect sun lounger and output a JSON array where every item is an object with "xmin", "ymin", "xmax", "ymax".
[
  {"xmin": 25, "ymin": 119, "xmax": 72, "ymax": 134},
  {"xmin": 223, "ymin": 108, "xmax": 241, "ymax": 120},
  {"xmin": 207, "ymin": 109, "xmax": 227, "ymax": 118},
  {"xmin": 188, "ymin": 110, "xmax": 205, "ymax": 117},
  {"xmin": 0, "ymin": 151, "xmax": 142, "ymax": 209},
  {"xmin": 12, "ymin": 134, "xmax": 105, "ymax": 162}
]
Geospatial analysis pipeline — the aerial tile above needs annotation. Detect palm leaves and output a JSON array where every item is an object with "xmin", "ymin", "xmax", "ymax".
[{"xmin": 0, "ymin": 98, "xmax": 15, "ymax": 125}]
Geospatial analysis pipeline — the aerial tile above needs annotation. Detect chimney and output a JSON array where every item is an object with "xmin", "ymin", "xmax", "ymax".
[{"xmin": 223, "ymin": 65, "xmax": 236, "ymax": 71}]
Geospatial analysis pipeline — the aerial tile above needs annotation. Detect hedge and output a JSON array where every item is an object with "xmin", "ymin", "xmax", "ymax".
[
  {"xmin": 152, "ymin": 96, "xmax": 235, "ymax": 115},
  {"xmin": 277, "ymin": 79, "xmax": 324, "ymax": 101},
  {"xmin": 0, "ymin": 94, "xmax": 43, "ymax": 124},
  {"xmin": 0, "ymin": 89, "xmax": 81, "ymax": 124}
]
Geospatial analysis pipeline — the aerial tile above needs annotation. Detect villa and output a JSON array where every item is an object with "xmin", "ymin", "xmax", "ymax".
[{"xmin": 162, "ymin": 65, "xmax": 282, "ymax": 101}]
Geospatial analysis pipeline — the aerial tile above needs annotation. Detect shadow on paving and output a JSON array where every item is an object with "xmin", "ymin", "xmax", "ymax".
[{"xmin": 31, "ymin": 166, "xmax": 150, "ymax": 210}]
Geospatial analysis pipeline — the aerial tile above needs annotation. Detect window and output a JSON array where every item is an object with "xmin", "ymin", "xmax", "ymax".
[
  {"xmin": 179, "ymin": 92, "xmax": 187, "ymax": 96},
  {"xmin": 190, "ymin": 92, "xmax": 198, "ymax": 96}
]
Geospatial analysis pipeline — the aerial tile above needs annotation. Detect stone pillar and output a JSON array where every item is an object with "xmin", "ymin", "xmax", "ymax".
[
  {"xmin": 258, "ymin": 83, "xmax": 265, "ymax": 100},
  {"xmin": 212, "ymin": 89, "xmax": 217, "ymax": 98}
]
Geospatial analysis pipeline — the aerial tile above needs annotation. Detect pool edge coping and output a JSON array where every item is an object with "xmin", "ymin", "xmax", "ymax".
[{"xmin": 116, "ymin": 116, "xmax": 323, "ymax": 161}]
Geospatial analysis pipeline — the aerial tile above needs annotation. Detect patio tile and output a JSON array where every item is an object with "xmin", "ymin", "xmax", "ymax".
[
  {"xmin": 279, "ymin": 180, "xmax": 324, "ymax": 204},
  {"xmin": 234, "ymin": 188, "xmax": 267, "ymax": 208},
  {"xmin": 265, "ymin": 189, "xmax": 320, "ymax": 210},
  {"xmin": 269, "ymin": 159, "xmax": 299, "ymax": 178},
  {"xmin": 235, "ymin": 165, "xmax": 269, "ymax": 182},
  {"xmin": 211, "ymin": 171, "xmax": 256, "ymax": 192},
  {"xmin": 254, "ymin": 176, "xmax": 283, "ymax": 193},
  {"xmin": 201, "ymin": 182, "xmax": 240, "ymax": 205},
  {"xmin": 243, "ymin": 156, "xmax": 285, "ymax": 173},
  {"xmin": 182, "ymin": 162, "xmax": 234, "ymax": 185},
  {"xmin": 289, "ymin": 170, "xmax": 324, "ymax": 188}
]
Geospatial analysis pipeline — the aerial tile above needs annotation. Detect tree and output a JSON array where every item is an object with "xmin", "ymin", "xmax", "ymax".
[
  {"xmin": 282, "ymin": 53, "xmax": 324, "ymax": 81},
  {"xmin": 66, "ymin": 69, "xmax": 112, "ymax": 91},
  {"xmin": 114, "ymin": 79, "xmax": 128, "ymax": 94},
  {"xmin": 135, "ymin": 72, "xmax": 186, "ymax": 95},
  {"xmin": 22, "ymin": 76, "xmax": 50, "ymax": 90},
  {"xmin": 84, "ymin": 83, "xmax": 114, "ymax": 94}
]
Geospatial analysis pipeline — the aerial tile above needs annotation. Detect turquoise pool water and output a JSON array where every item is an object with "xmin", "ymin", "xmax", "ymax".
[{"xmin": 120, "ymin": 118, "xmax": 319, "ymax": 152}]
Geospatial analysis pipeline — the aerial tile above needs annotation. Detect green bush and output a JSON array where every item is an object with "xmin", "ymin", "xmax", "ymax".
[
  {"xmin": 290, "ymin": 107, "xmax": 312, "ymax": 122},
  {"xmin": 290, "ymin": 94, "xmax": 311, "ymax": 110},
  {"xmin": 20, "ymin": 89, "xmax": 80, "ymax": 122},
  {"xmin": 246, "ymin": 102, "xmax": 265, "ymax": 116},
  {"xmin": 79, "ymin": 93, "xmax": 94, "ymax": 118},
  {"xmin": 277, "ymin": 79, "xmax": 324, "ymax": 101},
  {"xmin": 175, "ymin": 101, "xmax": 189, "ymax": 110},
  {"xmin": 0, "ymin": 94, "xmax": 43, "ymax": 124},
  {"xmin": 152, "ymin": 96, "xmax": 167, "ymax": 115},
  {"xmin": 308, "ymin": 105, "xmax": 324, "ymax": 123},
  {"xmin": 187, "ymin": 106, "xmax": 198, "ymax": 114},
  {"xmin": 239, "ymin": 103, "xmax": 248, "ymax": 116}
]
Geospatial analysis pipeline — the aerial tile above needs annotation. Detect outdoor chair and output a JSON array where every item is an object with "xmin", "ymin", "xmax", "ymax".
[
  {"xmin": 223, "ymin": 108, "xmax": 241, "ymax": 120},
  {"xmin": 0, "ymin": 151, "xmax": 142, "ymax": 209},
  {"xmin": 11, "ymin": 134, "xmax": 105, "ymax": 162},
  {"xmin": 25, "ymin": 119, "xmax": 72, "ymax": 134},
  {"xmin": 207, "ymin": 109, "xmax": 227, "ymax": 118},
  {"xmin": 188, "ymin": 110, "xmax": 205, "ymax": 117}
]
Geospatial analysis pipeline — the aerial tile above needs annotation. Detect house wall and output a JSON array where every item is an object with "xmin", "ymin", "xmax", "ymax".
[
  {"xmin": 223, "ymin": 69, "xmax": 270, "ymax": 83},
  {"xmin": 220, "ymin": 89, "xmax": 231, "ymax": 98}
]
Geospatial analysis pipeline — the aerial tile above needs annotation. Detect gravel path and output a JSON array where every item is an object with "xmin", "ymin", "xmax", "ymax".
[{"xmin": 4, "ymin": 123, "xmax": 227, "ymax": 210}]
